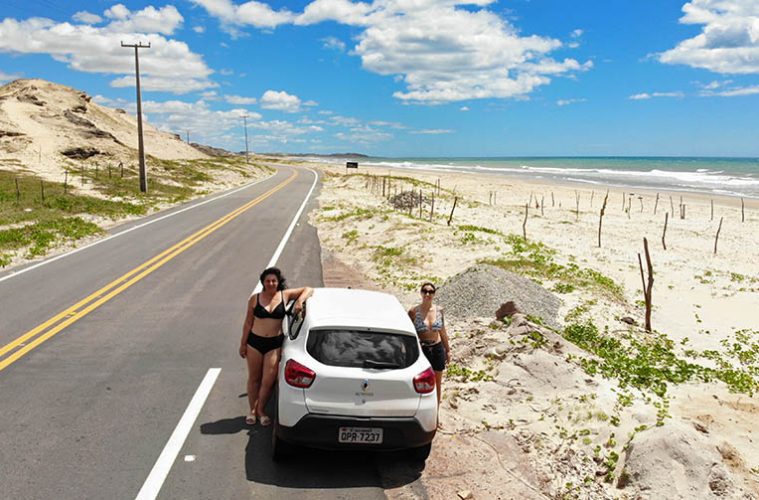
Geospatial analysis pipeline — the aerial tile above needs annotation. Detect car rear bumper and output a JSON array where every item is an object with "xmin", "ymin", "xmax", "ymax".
[{"xmin": 276, "ymin": 414, "xmax": 436, "ymax": 451}]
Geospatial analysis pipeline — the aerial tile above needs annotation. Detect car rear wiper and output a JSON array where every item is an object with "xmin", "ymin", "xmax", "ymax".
[{"xmin": 363, "ymin": 360, "xmax": 401, "ymax": 369}]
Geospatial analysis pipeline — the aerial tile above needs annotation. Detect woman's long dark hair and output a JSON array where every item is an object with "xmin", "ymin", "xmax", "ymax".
[{"xmin": 259, "ymin": 267, "xmax": 287, "ymax": 290}]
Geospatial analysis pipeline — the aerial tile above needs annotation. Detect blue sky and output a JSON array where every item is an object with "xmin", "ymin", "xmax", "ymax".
[{"xmin": 1, "ymin": 0, "xmax": 758, "ymax": 156}]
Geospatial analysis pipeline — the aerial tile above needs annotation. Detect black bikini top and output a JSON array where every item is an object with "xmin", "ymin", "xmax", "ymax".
[{"xmin": 254, "ymin": 291, "xmax": 286, "ymax": 320}]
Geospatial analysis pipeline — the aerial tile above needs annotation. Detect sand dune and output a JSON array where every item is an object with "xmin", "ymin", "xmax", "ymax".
[{"xmin": 0, "ymin": 78, "xmax": 206, "ymax": 184}]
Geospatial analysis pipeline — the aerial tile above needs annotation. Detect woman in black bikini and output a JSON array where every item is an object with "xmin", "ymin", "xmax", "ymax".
[
  {"xmin": 239, "ymin": 267, "xmax": 312, "ymax": 426},
  {"xmin": 408, "ymin": 282, "xmax": 451, "ymax": 408}
]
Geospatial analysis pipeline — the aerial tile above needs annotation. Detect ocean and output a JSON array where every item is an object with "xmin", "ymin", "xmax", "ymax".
[{"xmin": 319, "ymin": 157, "xmax": 759, "ymax": 200}]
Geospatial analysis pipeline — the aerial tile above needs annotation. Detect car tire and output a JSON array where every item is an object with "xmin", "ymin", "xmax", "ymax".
[{"xmin": 407, "ymin": 442, "xmax": 432, "ymax": 462}]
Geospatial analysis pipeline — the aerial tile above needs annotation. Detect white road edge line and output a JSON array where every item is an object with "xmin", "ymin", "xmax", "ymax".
[
  {"xmin": 251, "ymin": 168, "xmax": 318, "ymax": 295},
  {"xmin": 135, "ymin": 168, "xmax": 318, "ymax": 499},
  {"xmin": 0, "ymin": 174, "xmax": 274, "ymax": 285},
  {"xmin": 135, "ymin": 368, "xmax": 221, "ymax": 500}
]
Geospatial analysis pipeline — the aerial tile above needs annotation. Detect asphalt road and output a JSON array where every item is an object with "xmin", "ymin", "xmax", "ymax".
[{"xmin": 0, "ymin": 165, "xmax": 423, "ymax": 499}]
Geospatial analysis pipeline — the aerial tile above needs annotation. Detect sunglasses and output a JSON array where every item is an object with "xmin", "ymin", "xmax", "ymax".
[{"xmin": 421, "ymin": 289, "xmax": 436, "ymax": 295}]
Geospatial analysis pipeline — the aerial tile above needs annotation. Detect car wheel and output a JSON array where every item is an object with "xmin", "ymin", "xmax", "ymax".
[{"xmin": 407, "ymin": 443, "xmax": 432, "ymax": 462}]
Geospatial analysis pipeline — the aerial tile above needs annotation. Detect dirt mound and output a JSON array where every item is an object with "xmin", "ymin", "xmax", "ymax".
[{"xmin": 436, "ymin": 264, "xmax": 561, "ymax": 328}]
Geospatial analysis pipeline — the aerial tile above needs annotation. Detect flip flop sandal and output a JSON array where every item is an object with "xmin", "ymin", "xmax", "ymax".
[
  {"xmin": 258, "ymin": 415, "xmax": 272, "ymax": 426},
  {"xmin": 245, "ymin": 413, "xmax": 257, "ymax": 425}
]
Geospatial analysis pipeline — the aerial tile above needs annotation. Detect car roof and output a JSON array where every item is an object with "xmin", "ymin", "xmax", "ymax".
[{"xmin": 306, "ymin": 288, "xmax": 416, "ymax": 335}]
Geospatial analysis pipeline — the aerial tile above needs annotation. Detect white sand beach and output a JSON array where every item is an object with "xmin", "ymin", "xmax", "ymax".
[{"xmin": 307, "ymin": 160, "xmax": 759, "ymax": 499}]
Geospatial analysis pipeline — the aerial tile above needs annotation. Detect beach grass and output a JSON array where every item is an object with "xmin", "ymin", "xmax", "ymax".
[
  {"xmin": 481, "ymin": 235, "xmax": 624, "ymax": 300},
  {"xmin": 0, "ymin": 157, "xmax": 270, "ymax": 267}
]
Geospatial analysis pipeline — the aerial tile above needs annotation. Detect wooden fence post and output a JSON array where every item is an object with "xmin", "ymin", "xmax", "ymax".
[
  {"xmin": 638, "ymin": 237, "xmax": 654, "ymax": 332},
  {"xmin": 447, "ymin": 196, "xmax": 458, "ymax": 226},
  {"xmin": 598, "ymin": 190, "xmax": 609, "ymax": 248},
  {"xmin": 714, "ymin": 217, "xmax": 724, "ymax": 255}
]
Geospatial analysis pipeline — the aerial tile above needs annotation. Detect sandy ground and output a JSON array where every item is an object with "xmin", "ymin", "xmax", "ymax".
[{"xmin": 309, "ymin": 161, "xmax": 759, "ymax": 499}]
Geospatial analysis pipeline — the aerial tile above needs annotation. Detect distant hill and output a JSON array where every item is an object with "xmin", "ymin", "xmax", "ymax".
[{"xmin": 0, "ymin": 78, "xmax": 207, "ymax": 183}]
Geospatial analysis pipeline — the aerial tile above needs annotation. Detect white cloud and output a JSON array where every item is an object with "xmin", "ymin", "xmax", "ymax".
[
  {"xmin": 188, "ymin": 0, "xmax": 295, "ymax": 28},
  {"xmin": 141, "ymin": 99, "xmax": 259, "ymax": 145},
  {"xmin": 194, "ymin": 0, "xmax": 591, "ymax": 103},
  {"xmin": 111, "ymin": 75, "xmax": 216, "ymax": 94},
  {"xmin": 322, "ymin": 36, "xmax": 346, "ymax": 52},
  {"xmin": 138, "ymin": 98, "xmax": 324, "ymax": 149},
  {"xmin": 193, "ymin": 25, "xmax": 206, "ymax": 33},
  {"xmin": 104, "ymin": 4, "xmax": 184, "ymax": 35},
  {"xmin": 220, "ymin": 68, "xmax": 234, "ymax": 76},
  {"xmin": 460, "ymin": 106, "xmax": 470, "ymax": 111},
  {"xmin": 411, "ymin": 129, "xmax": 453, "ymax": 135},
  {"xmin": 557, "ymin": 98, "xmax": 587, "ymax": 106},
  {"xmin": 328, "ymin": 114, "xmax": 360, "ymax": 126},
  {"xmin": 700, "ymin": 84, "xmax": 759, "ymax": 96},
  {"xmin": 0, "ymin": 70, "xmax": 22, "ymax": 84},
  {"xmin": 629, "ymin": 91, "xmax": 685, "ymax": 100},
  {"xmin": 0, "ymin": 7, "xmax": 213, "ymax": 94},
  {"xmin": 659, "ymin": 0, "xmax": 759, "ymax": 74},
  {"xmin": 296, "ymin": 0, "xmax": 373, "ymax": 26},
  {"xmin": 73, "ymin": 11, "xmax": 103, "ymax": 24},
  {"xmin": 93, "ymin": 94, "xmax": 131, "ymax": 108},
  {"xmin": 225, "ymin": 94, "xmax": 257, "ymax": 104},
  {"xmin": 260, "ymin": 90, "xmax": 302, "ymax": 112},
  {"xmin": 335, "ymin": 125, "xmax": 392, "ymax": 143},
  {"xmin": 699, "ymin": 79, "xmax": 732, "ymax": 89},
  {"xmin": 369, "ymin": 120, "xmax": 405, "ymax": 129}
]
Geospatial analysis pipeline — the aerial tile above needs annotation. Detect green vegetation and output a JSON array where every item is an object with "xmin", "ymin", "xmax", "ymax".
[
  {"xmin": 322, "ymin": 207, "xmax": 378, "ymax": 222},
  {"xmin": 482, "ymin": 235, "xmax": 624, "ymax": 300},
  {"xmin": 447, "ymin": 362, "xmax": 494, "ymax": 382},
  {"xmin": 563, "ymin": 321, "xmax": 758, "ymax": 397},
  {"xmin": 456, "ymin": 224, "xmax": 503, "ymax": 235},
  {"xmin": 0, "ymin": 157, "xmax": 270, "ymax": 266},
  {"xmin": 341, "ymin": 229, "xmax": 360, "ymax": 244}
]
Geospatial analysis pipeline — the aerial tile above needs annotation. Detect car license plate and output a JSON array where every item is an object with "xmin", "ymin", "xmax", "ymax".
[{"xmin": 338, "ymin": 427, "xmax": 383, "ymax": 444}]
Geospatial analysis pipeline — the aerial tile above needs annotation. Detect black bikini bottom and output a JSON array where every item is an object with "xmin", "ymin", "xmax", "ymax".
[
  {"xmin": 421, "ymin": 341, "xmax": 446, "ymax": 372},
  {"xmin": 247, "ymin": 332, "xmax": 284, "ymax": 354}
]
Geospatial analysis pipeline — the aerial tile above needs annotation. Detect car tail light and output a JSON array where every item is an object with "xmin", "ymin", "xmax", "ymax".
[
  {"xmin": 284, "ymin": 359, "xmax": 316, "ymax": 388},
  {"xmin": 413, "ymin": 367, "xmax": 436, "ymax": 394}
]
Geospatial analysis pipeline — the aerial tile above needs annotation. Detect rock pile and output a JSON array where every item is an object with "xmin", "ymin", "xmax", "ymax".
[
  {"xmin": 389, "ymin": 190, "xmax": 426, "ymax": 211},
  {"xmin": 436, "ymin": 264, "xmax": 561, "ymax": 329}
]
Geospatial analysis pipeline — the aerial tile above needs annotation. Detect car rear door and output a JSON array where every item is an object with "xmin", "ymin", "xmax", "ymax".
[{"xmin": 302, "ymin": 328, "xmax": 425, "ymax": 417}]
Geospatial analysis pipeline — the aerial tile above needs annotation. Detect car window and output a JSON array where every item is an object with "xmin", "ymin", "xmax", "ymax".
[
  {"xmin": 306, "ymin": 329, "xmax": 418, "ymax": 369},
  {"xmin": 287, "ymin": 302, "xmax": 306, "ymax": 340}
]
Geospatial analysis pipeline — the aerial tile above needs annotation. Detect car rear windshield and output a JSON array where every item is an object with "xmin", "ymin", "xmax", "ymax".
[{"xmin": 306, "ymin": 329, "xmax": 419, "ymax": 369}]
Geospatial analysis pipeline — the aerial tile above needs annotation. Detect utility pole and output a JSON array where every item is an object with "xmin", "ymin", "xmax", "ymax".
[
  {"xmin": 242, "ymin": 115, "xmax": 250, "ymax": 164},
  {"xmin": 121, "ymin": 41, "xmax": 151, "ymax": 193},
  {"xmin": 186, "ymin": 130, "xmax": 190, "ymax": 144}
]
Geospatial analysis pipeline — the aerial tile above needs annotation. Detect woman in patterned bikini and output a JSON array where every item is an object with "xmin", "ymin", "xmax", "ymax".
[
  {"xmin": 239, "ymin": 267, "xmax": 312, "ymax": 426},
  {"xmin": 408, "ymin": 282, "xmax": 451, "ymax": 408}
]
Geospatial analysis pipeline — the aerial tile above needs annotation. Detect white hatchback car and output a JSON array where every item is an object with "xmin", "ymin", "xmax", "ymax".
[{"xmin": 273, "ymin": 288, "xmax": 438, "ymax": 461}]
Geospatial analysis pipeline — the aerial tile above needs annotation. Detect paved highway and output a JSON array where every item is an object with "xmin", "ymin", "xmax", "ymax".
[{"xmin": 0, "ymin": 165, "xmax": 423, "ymax": 499}]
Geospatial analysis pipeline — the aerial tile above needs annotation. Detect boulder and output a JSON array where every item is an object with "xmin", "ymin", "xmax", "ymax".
[{"xmin": 496, "ymin": 300, "xmax": 520, "ymax": 320}]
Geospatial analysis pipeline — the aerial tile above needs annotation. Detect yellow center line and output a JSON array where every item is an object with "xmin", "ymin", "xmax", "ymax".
[{"xmin": 0, "ymin": 171, "xmax": 297, "ymax": 372}]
